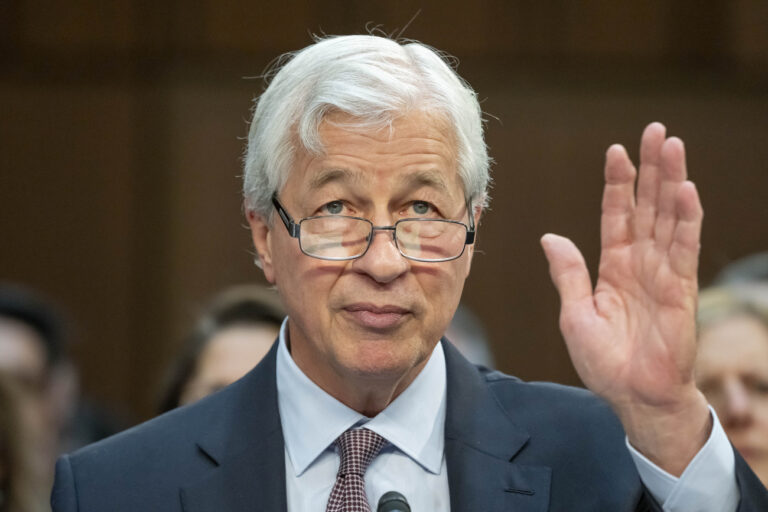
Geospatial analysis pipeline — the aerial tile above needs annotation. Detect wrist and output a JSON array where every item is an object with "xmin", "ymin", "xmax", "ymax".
[{"xmin": 619, "ymin": 387, "xmax": 711, "ymax": 476}]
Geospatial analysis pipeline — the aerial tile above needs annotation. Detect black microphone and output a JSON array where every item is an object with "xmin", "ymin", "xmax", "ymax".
[{"xmin": 377, "ymin": 491, "xmax": 411, "ymax": 512}]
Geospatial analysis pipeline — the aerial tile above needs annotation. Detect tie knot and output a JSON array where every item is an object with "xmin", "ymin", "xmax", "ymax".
[{"xmin": 335, "ymin": 428, "xmax": 386, "ymax": 477}]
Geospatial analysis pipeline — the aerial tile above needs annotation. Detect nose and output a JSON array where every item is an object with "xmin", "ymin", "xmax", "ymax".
[
  {"xmin": 351, "ymin": 227, "xmax": 409, "ymax": 284},
  {"xmin": 722, "ymin": 377, "xmax": 753, "ymax": 427}
]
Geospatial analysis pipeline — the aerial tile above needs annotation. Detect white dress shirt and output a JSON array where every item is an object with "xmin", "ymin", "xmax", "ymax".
[
  {"xmin": 277, "ymin": 320, "xmax": 449, "ymax": 511},
  {"xmin": 275, "ymin": 319, "xmax": 739, "ymax": 511}
]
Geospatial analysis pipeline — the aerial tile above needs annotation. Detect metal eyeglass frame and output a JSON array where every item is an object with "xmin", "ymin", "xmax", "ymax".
[{"xmin": 271, "ymin": 194, "xmax": 476, "ymax": 262}]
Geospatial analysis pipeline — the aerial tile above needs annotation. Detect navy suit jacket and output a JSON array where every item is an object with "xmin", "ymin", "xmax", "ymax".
[{"xmin": 52, "ymin": 340, "xmax": 768, "ymax": 511}]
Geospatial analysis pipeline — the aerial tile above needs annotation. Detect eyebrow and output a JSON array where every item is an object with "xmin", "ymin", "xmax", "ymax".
[
  {"xmin": 397, "ymin": 169, "xmax": 450, "ymax": 195},
  {"xmin": 308, "ymin": 167, "xmax": 450, "ymax": 192},
  {"xmin": 307, "ymin": 168, "xmax": 366, "ymax": 191}
]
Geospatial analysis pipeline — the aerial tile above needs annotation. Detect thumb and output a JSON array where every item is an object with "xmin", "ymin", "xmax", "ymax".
[{"xmin": 540, "ymin": 234, "xmax": 593, "ymax": 308}]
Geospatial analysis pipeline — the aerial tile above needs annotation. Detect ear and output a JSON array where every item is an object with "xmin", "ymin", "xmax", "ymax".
[
  {"xmin": 463, "ymin": 204, "xmax": 483, "ymax": 277},
  {"xmin": 472, "ymin": 202, "xmax": 483, "ymax": 229},
  {"xmin": 247, "ymin": 209, "xmax": 276, "ymax": 284}
]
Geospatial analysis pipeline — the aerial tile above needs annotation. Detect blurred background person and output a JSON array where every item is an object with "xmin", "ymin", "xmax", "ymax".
[
  {"xmin": 714, "ymin": 251, "xmax": 768, "ymax": 311},
  {"xmin": 444, "ymin": 303, "xmax": 495, "ymax": 369},
  {"xmin": 695, "ymin": 286, "xmax": 768, "ymax": 487},
  {"xmin": 0, "ymin": 285, "xmax": 122, "ymax": 491},
  {"xmin": 0, "ymin": 284, "xmax": 72, "ymax": 492},
  {"xmin": 714, "ymin": 251, "xmax": 768, "ymax": 286},
  {"xmin": 158, "ymin": 285, "xmax": 285, "ymax": 413},
  {"xmin": 0, "ymin": 374, "xmax": 47, "ymax": 512}
]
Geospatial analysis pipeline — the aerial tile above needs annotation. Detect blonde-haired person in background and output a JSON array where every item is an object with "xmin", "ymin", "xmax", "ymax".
[{"xmin": 695, "ymin": 286, "xmax": 768, "ymax": 487}]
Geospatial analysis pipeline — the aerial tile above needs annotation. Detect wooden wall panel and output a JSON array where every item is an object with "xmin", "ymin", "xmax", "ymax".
[
  {"xmin": 730, "ymin": 0, "xmax": 768, "ymax": 65},
  {"xmin": 163, "ymin": 82, "xmax": 269, "ymax": 342},
  {"xmin": 17, "ymin": 0, "xmax": 137, "ymax": 51},
  {"xmin": 0, "ymin": 83, "xmax": 139, "ymax": 407}
]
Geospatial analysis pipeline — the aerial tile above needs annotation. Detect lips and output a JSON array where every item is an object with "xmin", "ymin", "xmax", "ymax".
[{"xmin": 343, "ymin": 303, "xmax": 411, "ymax": 330}]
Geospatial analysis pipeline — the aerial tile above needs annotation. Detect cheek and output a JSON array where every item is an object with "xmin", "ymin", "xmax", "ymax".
[
  {"xmin": 416, "ymin": 263, "xmax": 466, "ymax": 325},
  {"xmin": 272, "ymin": 237, "xmax": 311, "ymax": 292},
  {"xmin": 274, "ymin": 255, "xmax": 346, "ymax": 326},
  {"xmin": 271, "ymin": 246, "xmax": 309, "ymax": 319},
  {"xmin": 449, "ymin": 256, "xmax": 471, "ymax": 295},
  {"xmin": 756, "ymin": 400, "xmax": 768, "ymax": 424}
]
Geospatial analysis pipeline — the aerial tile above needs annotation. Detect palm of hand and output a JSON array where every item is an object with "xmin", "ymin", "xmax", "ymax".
[
  {"xmin": 577, "ymin": 240, "xmax": 699, "ymax": 407},
  {"xmin": 542, "ymin": 122, "xmax": 703, "ymax": 414}
]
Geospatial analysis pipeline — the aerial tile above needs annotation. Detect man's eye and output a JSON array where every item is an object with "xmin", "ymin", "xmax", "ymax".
[
  {"xmin": 411, "ymin": 201, "xmax": 433, "ymax": 216},
  {"xmin": 323, "ymin": 201, "xmax": 344, "ymax": 215}
]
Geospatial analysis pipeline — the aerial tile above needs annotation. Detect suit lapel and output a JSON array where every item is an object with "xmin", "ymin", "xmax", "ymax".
[
  {"xmin": 443, "ymin": 340, "xmax": 551, "ymax": 512},
  {"xmin": 180, "ymin": 342, "xmax": 288, "ymax": 512}
]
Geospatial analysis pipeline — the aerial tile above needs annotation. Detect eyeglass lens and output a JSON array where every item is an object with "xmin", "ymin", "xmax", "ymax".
[{"xmin": 299, "ymin": 217, "xmax": 467, "ymax": 261}]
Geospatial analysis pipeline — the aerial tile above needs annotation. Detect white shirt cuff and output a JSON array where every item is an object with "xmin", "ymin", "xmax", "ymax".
[{"xmin": 626, "ymin": 406, "xmax": 739, "ymax": 512}]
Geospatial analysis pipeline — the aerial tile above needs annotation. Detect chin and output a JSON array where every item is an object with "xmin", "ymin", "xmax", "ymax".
[{"xmin": 341, "ymin": 342, "xmax": 425, "ymax": 379}]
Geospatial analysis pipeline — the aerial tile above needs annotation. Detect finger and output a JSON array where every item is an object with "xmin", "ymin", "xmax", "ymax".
[
  {"xmin": 601, "ymin": 144, "xmax": 637, "ymax": 249},
  {"xmin": 635, "ymin": 122, "xmax": 666, "ymax": 240},
  {"xmin": 655, "ymin": 137, "xmax": 688, "ymax": 250},
  {"xmin": 541, "ymin": 233, "xmax": 594, "ymax": 308},
  {"xmin": 669, "ymin": 181, "xmax": 703, "ymax": 280}
]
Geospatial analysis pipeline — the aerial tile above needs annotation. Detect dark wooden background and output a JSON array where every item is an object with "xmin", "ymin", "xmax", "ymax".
[{"xmin": 1, "ymin": 0, "xmax": 767, "ymax": 421}]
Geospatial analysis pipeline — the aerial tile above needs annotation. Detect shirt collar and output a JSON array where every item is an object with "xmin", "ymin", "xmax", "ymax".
[{"xmin": 276, "ymin": 318, "xmax": 446, "ymax": 476}]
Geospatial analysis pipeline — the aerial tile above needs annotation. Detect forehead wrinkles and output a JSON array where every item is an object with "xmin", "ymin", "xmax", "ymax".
[
  {"xmin": 308, "ymin": 166, "xmax": 452, "ymax": 195},
  {"xmin": 318, "ymin": 110, "xmax": 458, "ymax": 156},
  {"xmin": 282, "ymin": 113, "xmax": 464, "ymax": 208},
  {"xmin": 316, "ymin": 117, "xmax": 458, "ymax": 187}
]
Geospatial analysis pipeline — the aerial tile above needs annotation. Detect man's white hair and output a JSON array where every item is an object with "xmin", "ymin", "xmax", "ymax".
[{"xmin": 243, "ymin": 34, "xmax": 491, "ymax": 219}]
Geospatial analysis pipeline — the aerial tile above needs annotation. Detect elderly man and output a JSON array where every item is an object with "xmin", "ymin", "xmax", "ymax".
[{"xmin": 52, "ymin": 35, "xmax": 767, "ymax": 511}]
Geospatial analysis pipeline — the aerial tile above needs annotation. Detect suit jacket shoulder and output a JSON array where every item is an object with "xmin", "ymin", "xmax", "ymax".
[{"xmin": 51, "ymin": 342, "xmax": 287, "ymax": 512}]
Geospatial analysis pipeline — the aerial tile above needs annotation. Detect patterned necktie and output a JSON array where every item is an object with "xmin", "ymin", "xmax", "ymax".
[{"xmin": 326, "ymin": 428, "xmax": 387, "ymax": 512}]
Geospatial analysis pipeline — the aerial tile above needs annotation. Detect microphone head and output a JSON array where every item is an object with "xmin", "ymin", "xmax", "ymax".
[{"xmin": 377, "ymin": 491, "xmax": 411, "ymax": 512}]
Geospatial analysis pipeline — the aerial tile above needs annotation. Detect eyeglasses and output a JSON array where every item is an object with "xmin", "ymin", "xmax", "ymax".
[{"xmin": 272, "ymin": 195, "xmax": 475, "ymax": 262}]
